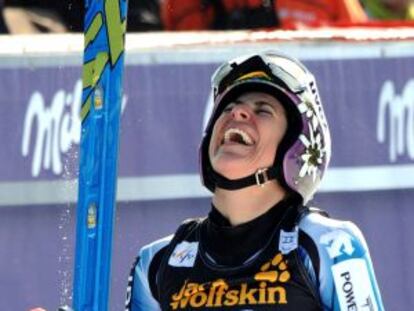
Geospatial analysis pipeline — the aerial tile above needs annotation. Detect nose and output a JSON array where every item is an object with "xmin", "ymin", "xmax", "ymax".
[{"xmin": 231, "ymin": 104, "xmax": 250, "ymax": 120}]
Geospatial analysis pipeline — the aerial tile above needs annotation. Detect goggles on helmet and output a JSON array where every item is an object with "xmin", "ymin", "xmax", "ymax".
[{"xmin": 212, "ymin": 52, "xmax": 310, "ymax": 99}]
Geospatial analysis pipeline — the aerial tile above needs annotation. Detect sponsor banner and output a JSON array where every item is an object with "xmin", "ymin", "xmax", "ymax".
[
  {"xmin": 332, "ymin": 258, "xmax": 379, "ymax": 311},
  {"xmin": 0, "ymin": 55, "xmax": 413, "ymax": 188}
]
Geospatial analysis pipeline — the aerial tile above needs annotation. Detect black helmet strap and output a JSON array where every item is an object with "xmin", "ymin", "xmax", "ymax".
[{"xmin": 211, "ymin": 166, "xmax": 279, "ymax": 190}]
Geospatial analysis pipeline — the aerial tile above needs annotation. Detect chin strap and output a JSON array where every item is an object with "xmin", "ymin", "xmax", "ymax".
[{"xmin": 212, "ymin": 167, "xmax": 278, "ymax": 190}]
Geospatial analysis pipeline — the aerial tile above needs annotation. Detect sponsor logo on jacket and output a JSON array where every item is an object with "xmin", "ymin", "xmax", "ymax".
[
  {"xmin": 170, "ymin": 253, "xmax": 290, "ymax": 309},
  {"xmin": 332, "ymin": 259, "xmax": 379, "ymax": 311},
  {"xmin": 169, "ymin": 241, "xmax": 199, "ymax": 267}
]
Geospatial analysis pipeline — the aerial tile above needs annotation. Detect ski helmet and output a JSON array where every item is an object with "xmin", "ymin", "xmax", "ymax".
[{"xmin": 200, "ymin": 51, "xmax": 331, "ymax": 203}]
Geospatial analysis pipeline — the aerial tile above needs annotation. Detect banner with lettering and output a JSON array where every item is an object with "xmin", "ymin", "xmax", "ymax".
[{"xmin": 2, "ymin": 60, "xmax": 413, "ymax": 185}]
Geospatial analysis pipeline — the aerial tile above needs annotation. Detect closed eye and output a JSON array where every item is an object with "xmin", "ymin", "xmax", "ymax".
[
  {"xmin": 255, "ymin": 108, "xmax": 274, "ymax": 115},
  {"xmin": 254, "ymin": 102, "xmax": 276, "ymax": 116}
]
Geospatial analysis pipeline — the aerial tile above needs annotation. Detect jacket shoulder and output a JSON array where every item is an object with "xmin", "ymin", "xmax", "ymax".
[
  {"xmin": 138, "ymin": 235, "xmax": 174, "ymax": 272},
  {"xmin": 127, "ymin": 235, "xmax": 173, "ymax": 311},
  {"xmin": 298, "ymin": 211, "xmax": 384, "ymax": 310},
  {"xmin": 299, "ymin": 211, "xmax": 367, "ymax": 252}
]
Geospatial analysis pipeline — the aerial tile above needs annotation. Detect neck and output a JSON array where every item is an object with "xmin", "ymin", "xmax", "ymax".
[{"xmin": 212, "ymin": 180, "xmax": 287, "ymax": 226}]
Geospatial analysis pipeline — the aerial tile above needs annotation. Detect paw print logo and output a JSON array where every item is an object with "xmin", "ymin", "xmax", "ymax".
[{"xmin": 254, "ymin": 253, "xmax": 290, "ymax": 283}]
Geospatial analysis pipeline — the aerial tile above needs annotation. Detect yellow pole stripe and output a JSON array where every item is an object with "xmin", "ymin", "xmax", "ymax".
[
  {"xmin": 105, "ymin": 0, "xmax": 124, "ymax": 66},
  {"xmin": 93, "ymin": 52, "xmax": 109, "ymax": 85},
  {"xmin": 82, "ymin": 60, "xmax": 95, "ymax": 89},
  {"xmin": 84, "ymin": 13, "xmax": 103, "ymax": 48},
  {"xmin": 83, "ymin": 52, "xmax": 109, "ymax": 89},
  {"xmin": 82, "ymin": 0, "xmax": 125, "ymax": 122},
  {"xmin": 81, "ymin": 53, "xmax": 109, "ymax": 121},
  {"xmin": 81, "ymin": 96, "xmax": 91, "ymax": 121}
]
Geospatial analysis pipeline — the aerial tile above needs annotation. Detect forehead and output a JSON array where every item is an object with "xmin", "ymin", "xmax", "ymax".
[{"xmin": 234, "ymin": 91, "xmax": 284, "ymax": 109}]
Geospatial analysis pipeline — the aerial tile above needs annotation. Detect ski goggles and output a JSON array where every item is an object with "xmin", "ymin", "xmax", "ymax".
[{"xmin": 211, "ymin": 52, "xmax": 310, "ymax": 100}]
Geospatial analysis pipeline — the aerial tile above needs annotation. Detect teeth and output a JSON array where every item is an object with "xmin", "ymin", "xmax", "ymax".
[{"xmin": 223, "ymin": 128, "xmax": 253, "ymax": 146}]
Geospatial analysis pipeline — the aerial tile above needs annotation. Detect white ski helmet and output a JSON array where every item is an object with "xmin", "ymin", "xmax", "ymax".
[{"xmin": 200, "ymin": 51, "xmax": 331, "ymax": 203}]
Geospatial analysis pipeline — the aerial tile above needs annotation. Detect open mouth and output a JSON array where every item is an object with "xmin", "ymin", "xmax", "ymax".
[{"xmin": 221, "ymin": 128, "xmax": 254, "ymax": 146}]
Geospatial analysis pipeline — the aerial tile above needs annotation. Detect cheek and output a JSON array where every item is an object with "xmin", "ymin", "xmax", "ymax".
[
  {"xmin": 278, "ymin": 125, "xmax": 288, "ymax": 144},
  {"xmin": 208, "ymin": 122, "xmax": 221, "ymax": 157},
  {"xmin": 278, "ymin": 117, "xmax": 288, "ymax": 141},
  {"xmin": 266, "ymin": 119, "xmax": 288, "ymax": 154},
  {"xmin": 210, "ymin": 116, "xmax": 226, "ymax": 143},
  {"xmin": 270, "ymin": 117, "xmax": 288, "ymax": 141}
]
